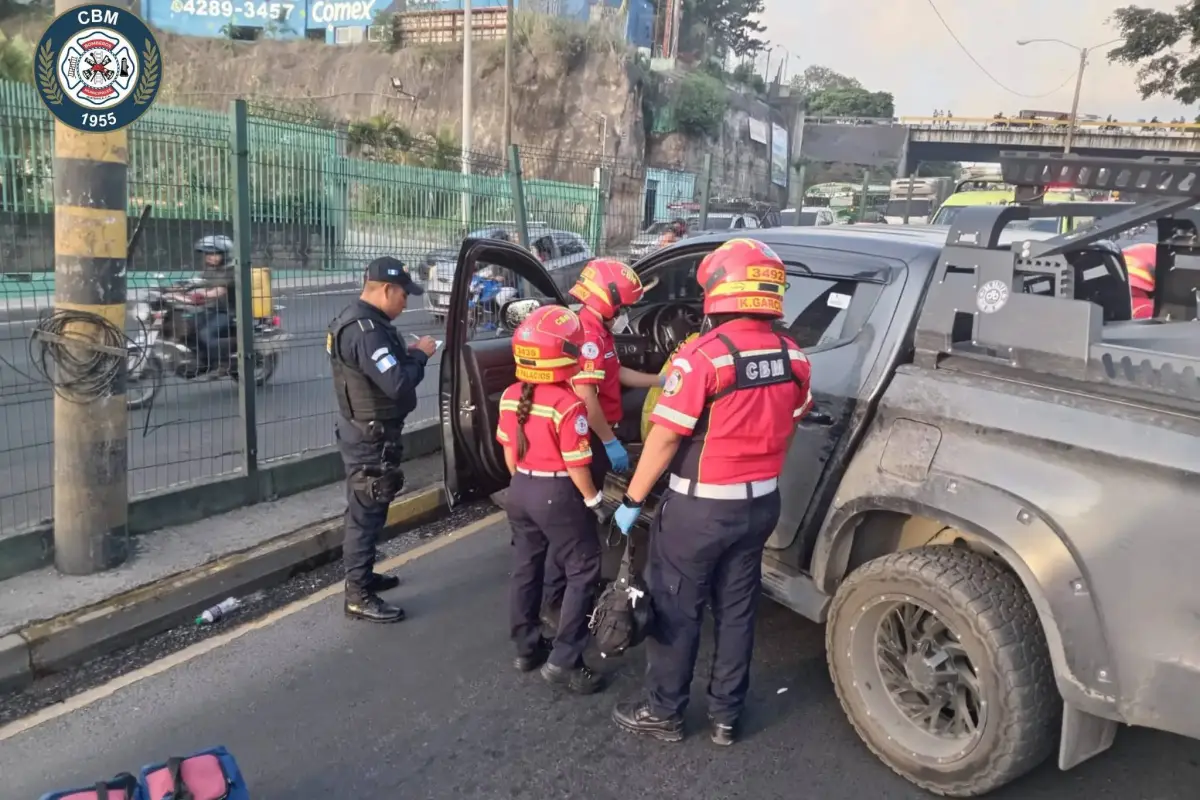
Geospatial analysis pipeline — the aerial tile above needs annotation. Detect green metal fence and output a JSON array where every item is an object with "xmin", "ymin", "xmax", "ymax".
[{"xmin": 0, "ymin": 77, "xmax": 724, "ymax": 542}]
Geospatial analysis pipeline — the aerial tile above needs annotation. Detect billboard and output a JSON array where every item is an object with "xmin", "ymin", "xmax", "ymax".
[
  {"xmin": 143, "ymin": 0, "xmax": 385, "ymax": 38},
  {"xmin": 770, "ymin": 123, "xmax": 788, "ymax": 187}
]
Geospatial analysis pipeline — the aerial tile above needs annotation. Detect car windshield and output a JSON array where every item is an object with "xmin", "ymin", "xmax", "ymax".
[
  {"xmin": 704, "ymin": 216, "xmax": 735, "ymax": 230},
  {"xmin": 794, "ymin": 212, "xmax": 819, "ymax": 225},
  {"xmin": 641, "ymin": 222, "xmax": 671, "ymax": 235},
  {"xmin": 931, "ymin": 206, "xmax": 963, "ymax": 226},
  {"xmin": 883, "ymin": 199, "xmax": 932, "ymax": 217}
]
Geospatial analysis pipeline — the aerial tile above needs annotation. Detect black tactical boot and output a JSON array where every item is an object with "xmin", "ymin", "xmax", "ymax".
[
  {"xmin": 365, "ymin": 572, "xmax": 401, "ymax": 593},
  {"xmin": 540, "ymin": 662, "xmax": 606, "ymax": 695},
  {"xmin": 344, "ymin": 591, "xmax": 405, "ymax": 623},
  {"xmin": 514, "ymin": 637, "xmax": 552, "ymax": 672},
  {"xmin": 708, "ymin": 716, "xmax": 738, "ymax": 747},
  {"xmin": 612, "ymin": 700, "xmax": 684, "ymax": 742}
]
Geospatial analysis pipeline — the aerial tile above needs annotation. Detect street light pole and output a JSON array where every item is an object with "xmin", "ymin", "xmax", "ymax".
[
  {"xmin": 1016, "ymin": 37, "xmax": 1123, "ymax": 155},
  {"xmin": 503, "ymin": 0, "xmax": 513, "ymax": 159},
  {"xmin": 461, "ymin": 0, "xmax": 473, "ymax": 233}
]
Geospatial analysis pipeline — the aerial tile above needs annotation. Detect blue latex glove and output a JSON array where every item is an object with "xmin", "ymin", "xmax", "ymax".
[
  {"xmin": 613, "ymin": 503, "xmax": 641, "ymax": 535},
  {"xmin": 603, "ymin": 438, "xmax": 630, "ymax": 472}
]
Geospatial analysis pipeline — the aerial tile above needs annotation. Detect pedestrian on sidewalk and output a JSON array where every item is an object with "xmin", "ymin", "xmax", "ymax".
[
  {"xmin": 499, "ymin": 305, "xmax": 610, "ymax": 695},
  {"xmin": 328, "ymin": 257, "xmax": 438, "ymax": 623}
]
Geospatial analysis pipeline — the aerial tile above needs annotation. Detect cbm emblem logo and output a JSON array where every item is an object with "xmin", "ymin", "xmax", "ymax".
[{"xmin": 35, "ymin": 4, "xmax": 162, "ymax": 132}]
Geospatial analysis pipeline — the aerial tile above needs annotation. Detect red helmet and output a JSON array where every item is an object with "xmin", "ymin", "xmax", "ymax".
[
  {"xmin": 568, "ymin": 259, "xmax": 644, "ymax": 319},
  {"xmin": 512, "ymin": 305, "xmax": 585, "ymax": 384},
  {"xmin": 1123, "ymin": 243, "xmax": 1156, "ymax": 295},
  {"xmin": 696, "ymin": 238, "xmax": 787, "ymax": 318}
]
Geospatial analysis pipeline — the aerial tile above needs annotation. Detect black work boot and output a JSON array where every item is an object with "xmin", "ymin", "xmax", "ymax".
[
  {"xmin": 612, "ymin": 700, "xmax": 684, "ymax": 742},
  {"xmin": 708, "ymin": 716, "xmax": 738, "ymax": 747},
  {"xmin": 514, "ymin": 637, "xmax": 552, "ymax": 673},
  {"xmin": 344, "ymin": 591, "xmax": 405, "ymax": 623},
  {"xmin": 540, "ymin": 662, "xmax": 607, "ymax": 695},
  {"xmin": 365, "ymin": 572, "xmax": 401, "ymax": 593}
]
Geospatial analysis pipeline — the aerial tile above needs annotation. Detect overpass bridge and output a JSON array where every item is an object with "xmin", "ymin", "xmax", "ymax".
[{"xmin": 796, "ymin": 115, "xmax": 1200, "ymax": 175}]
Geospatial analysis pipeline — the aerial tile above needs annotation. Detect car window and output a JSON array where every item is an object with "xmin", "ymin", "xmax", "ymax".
[
  {"xmin": 732, "ymin": 218, "xmax": 745, "ymax": 229},
  {"xmin": 464, "ymin": 259, "xmax": 556, "ymax": 343},
  {"xmin": 744, "ymin": 217, "xmax": 760, "ymax": 229},
  {"xmin": 776, "ymin": 276, "xmax": 873, "ymax": 350}
]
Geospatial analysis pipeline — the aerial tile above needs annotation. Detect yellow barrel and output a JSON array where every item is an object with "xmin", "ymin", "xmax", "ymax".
[{"xmin": 251, "ymin": 267, "xmax": 273, "ymax": 319}]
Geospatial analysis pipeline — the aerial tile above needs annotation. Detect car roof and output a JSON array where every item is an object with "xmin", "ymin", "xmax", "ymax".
[{"xmin": 676, "ymin": 224, "xmax": 1062, "ymax": 265}]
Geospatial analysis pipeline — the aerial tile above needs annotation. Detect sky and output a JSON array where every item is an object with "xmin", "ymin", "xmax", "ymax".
[{"xmin": 757, "ymin": 0, "xmax": 1195, "ymax": 121}]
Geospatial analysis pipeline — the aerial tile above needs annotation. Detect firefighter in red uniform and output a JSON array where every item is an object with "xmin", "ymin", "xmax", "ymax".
[
  {"xmin": 497, "ymin": 305, "xmax": 609, "ymax": 695},
  {"xmin": 1123, "ymin": 242, "xmax": 1156, "ymax": 320},
  {"xmin": 609, "ymin": 238, "xmax": 813, "ymax": 746},
  {"xmin": 540, "ymin": 259, "xmax": 662, "ymax": 630}
]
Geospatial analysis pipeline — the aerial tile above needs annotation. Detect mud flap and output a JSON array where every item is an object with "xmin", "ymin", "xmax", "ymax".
[{"xmin": 1058, "ymin": 701, "xmax": 1118, "ymax": 770}]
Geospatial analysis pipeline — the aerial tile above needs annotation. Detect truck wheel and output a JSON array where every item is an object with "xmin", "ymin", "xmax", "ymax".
[{"xmin": 826, "ymin": 546, "xmax": 1058, "ymax": 797}]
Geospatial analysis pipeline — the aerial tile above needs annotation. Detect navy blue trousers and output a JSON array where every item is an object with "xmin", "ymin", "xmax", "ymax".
[
  {"xmin": 507, "ymin": 473, "xmax": 601, "ymax": 669},
  {"xmin": 543, "ymin": 431, "xmax": 610, "ymax": 610},
  {"xmin": 644, "ymin": 489, "xmax": 781, "ymax": 722}
]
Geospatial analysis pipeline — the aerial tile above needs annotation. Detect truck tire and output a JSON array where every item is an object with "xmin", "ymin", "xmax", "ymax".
[{"xmin": 826, "ymin": 546, "xmax": 1058, "ymax": 797}]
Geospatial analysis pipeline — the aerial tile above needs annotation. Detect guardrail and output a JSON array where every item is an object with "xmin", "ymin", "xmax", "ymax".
[{"xmin": 899, "ymin": 116, "xmax": 1200, "ymax": 135}]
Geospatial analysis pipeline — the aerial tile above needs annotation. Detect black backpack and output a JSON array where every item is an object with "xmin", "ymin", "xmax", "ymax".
[{"xmin": 589, "ymin": 532, "xmax": 654, "ymax": 658}]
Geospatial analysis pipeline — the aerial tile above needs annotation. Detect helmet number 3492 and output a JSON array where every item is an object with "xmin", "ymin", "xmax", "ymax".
[{"xmin": 35, "ymin": 4, "xmax": 162, "ymax": 132}]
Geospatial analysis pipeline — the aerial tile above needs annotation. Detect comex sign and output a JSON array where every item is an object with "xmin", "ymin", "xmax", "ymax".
[{"xmin": 309, "ymin": 0, "xmax": 375, "ymax": 25}]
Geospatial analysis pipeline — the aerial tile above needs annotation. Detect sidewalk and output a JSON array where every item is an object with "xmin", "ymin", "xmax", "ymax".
[{"xmin": 0, "ymin": 453, "xmax": 445, "ymax": 690}]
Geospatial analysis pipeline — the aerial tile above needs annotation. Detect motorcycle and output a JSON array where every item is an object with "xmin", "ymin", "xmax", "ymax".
[
  {"xmin": 467, "ymin": 271, "xmax": 517, "ymax": 338},
  {"xmin": 126, "ymin": 275, "xmax": 290, "ymax": 410}
]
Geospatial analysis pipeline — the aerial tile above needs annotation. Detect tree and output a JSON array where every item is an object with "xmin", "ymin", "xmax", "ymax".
[
  {"xmin": 678, "ymin": 0, "xmax": 766, "ymax": 61},
  {"xmin": 806, "ymin": 88, "xmax": 895, "ymax": 119},
  {"xmin": 0, "ymin": 30, "xmax": 34, "ymax": 84},
  {"xmin": 789, "ymin": 65, "xmax": 863, "ymax": 96},
  {"xmin": 1108, "ymin": 2, "xmax": 1200, "ymax": 103},
  {"xmin": 674, "ymin": 72, "xmax": 728, "ymax": 138}
]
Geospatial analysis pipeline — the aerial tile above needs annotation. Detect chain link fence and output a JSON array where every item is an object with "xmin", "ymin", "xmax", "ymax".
[{"xmin": 0, "ymin": 77, "xmax": 768, "ymax": 536}]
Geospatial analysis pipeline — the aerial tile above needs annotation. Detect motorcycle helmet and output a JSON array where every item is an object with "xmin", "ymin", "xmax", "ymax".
[{"xmin": 195, "ymin": 235, "xmax": 234, "ymax": 264}]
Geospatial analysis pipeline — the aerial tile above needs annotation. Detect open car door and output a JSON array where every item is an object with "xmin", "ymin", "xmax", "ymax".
[{"xmin": 441, "ymin": 238, "xmax": 571, "ymax": 507}]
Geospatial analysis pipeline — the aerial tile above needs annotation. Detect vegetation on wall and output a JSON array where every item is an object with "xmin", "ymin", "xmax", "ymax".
[
  {"xmin": 673, "ymin": 71, "xmax": 728, "ymax": 138},
  {"xmin": 0, "ymin": 30, "xmax": 33, "ymax": 83},
  {"xmin": 790, "ymin": 65, "xmax": 895, "ymax": 119},
  {"xmin": 346, "ymin": 113, "xmax": 462, "ymax": 170}
]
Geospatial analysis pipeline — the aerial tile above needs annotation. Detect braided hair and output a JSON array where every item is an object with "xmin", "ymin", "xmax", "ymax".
[{"xmin": 515, "ymin": 382, "xmax": 536, "ymax": 460}]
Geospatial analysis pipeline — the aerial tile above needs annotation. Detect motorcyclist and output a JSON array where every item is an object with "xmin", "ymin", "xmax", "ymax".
[{"xmin": 187, "ymin": 235, "xmax": 237, "ymax": 373}]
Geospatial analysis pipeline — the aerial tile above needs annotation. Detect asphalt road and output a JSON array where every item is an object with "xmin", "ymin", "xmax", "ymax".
[
  {"xmin": 0, "ymin": 285, "xmax": 447, "ymax": 535},
  {"xmin": 2, "ymin": 515, "xmax": 1198, "ymax": 800}
]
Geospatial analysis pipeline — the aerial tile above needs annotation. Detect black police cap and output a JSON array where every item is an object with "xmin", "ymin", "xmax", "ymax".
[{"xmin": 364, "ymin": 257, "xmax": 424, "ymax": 295}]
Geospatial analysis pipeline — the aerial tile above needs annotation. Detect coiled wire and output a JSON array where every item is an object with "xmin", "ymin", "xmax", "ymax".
[{"xmin": 27, "ymin": 308, "xmax": 146, "ymax": 404}]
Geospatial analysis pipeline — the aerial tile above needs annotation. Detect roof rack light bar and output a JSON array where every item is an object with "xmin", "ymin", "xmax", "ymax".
[{"xmin": 999, "ymin": 151, "xmax": 1200, "ymax": 197}]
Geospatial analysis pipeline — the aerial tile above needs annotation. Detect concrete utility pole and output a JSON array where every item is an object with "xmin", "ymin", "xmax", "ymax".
[
  {"xmin": 461, "ymin": 0, "xmax": 474, "ymax": 232},
  {"xmin": 1016, "ymin": 37, "xmax": 1124, "ymax": 155},
  {"xmin": 503, "ymin": 0, "xmax": 514, "ymax": 159},
  {"xmin": 52, "ymin": 0, "xmax": 130, "ymax": 574}
]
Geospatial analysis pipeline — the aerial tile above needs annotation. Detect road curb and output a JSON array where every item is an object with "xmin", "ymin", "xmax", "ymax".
[{"xmin": 0, "ymin": 484, "xmax": 447, "ymax": 693}]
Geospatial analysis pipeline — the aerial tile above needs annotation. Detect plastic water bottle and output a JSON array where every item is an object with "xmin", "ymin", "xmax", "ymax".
[{"xmin": 195, "ymin": 597, "xmax": 241, "ymax": 625}]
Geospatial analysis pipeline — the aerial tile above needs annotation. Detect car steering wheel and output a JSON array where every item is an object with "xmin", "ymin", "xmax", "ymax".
[{"xmin": 653, "ymin": 302, "xmax": 702, "ymax": 354}]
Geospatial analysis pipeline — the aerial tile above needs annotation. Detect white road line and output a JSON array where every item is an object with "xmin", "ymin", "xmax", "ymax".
[{"xmin": 0, "ymin": 510, "xmax": 506, "ymax": 743}]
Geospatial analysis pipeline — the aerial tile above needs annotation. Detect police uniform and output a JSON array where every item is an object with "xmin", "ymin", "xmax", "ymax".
[
  {"xmin": 501, "ymin": 305, "xmax": 607, "ymax": 695},
  {"xmin": 328, "ymin": 258, "xmax": 428, "ymax": 622},
  {"xmin": 611, "ymin": 238, "xmax": 812, "ymax": 745}
]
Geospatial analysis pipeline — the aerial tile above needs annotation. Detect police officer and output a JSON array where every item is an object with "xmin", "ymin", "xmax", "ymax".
[
  {"xmin": 609, "ymin": 239, "xmax": 813, "ymax": 745},
  {"xmin": 328, "ymin": 257, "xmax": 437, "ymax": 623},
  {"xmin": 540, "ymin": 259, "xmax": 661, "ymax": 631},
  {"xmin": 498, "ymin": 305, "xmax": 609, "ymax": 694}
]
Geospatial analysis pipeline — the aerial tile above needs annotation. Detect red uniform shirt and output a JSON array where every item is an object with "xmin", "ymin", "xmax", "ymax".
[
  {"xmin": 570, "ymin": 307, "xmax": 623, "ymax": 424},
  {"xmin": 495, "ymin": 382, "xmax": 592, "ymax": 472},
  {"xmin": 649, "ymin": 319, "xmax": 813, "ymax": 484}
]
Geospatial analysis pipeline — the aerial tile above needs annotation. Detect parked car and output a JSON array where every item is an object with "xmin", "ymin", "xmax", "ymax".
[
  {"xmin": 422, "ymin": 226, "xmax": 592, "ymax": 321},
  {"xmin": 437, "ymin": 155, "xmax": 1200, "ymax": 798},
  {"xmin": 781, "ymin": 206, "xmax": 836, "ymax": 226}
]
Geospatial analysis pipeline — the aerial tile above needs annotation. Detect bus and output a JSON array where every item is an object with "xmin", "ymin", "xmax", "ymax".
[{"xmin": 804, "ymin": 182, "xmax": 890, "ymax": 222}]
